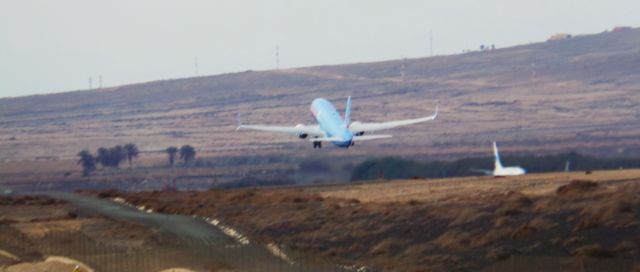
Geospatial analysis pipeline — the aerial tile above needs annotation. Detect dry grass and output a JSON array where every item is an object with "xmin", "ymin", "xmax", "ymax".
[
  {"xmin": 572, "ymin": 243, "xmax": 616, "ymax": 258},
  {"xmin": 13, "ymin": 220, "xmax": 83, "ymax": 238},
  {"xmin": 101, "ymin": 169, "xmax": 640, "ymax": 271},
  {"xmin": 4, "ymin": 258, "xmax": 89, "ymax": 272},
  {"xmin": 313, "ymin": 169, "xmax": 640, "ymax": 203}
]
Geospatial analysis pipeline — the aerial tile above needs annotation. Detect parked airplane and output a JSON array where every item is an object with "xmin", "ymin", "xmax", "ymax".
[
  {"xmin": 472, "ymin": 142, "xmax": 526, "ymax": 176},
  {"xmin": 236, "ymin": 96, "xmax": 438, "ymax": 148}
]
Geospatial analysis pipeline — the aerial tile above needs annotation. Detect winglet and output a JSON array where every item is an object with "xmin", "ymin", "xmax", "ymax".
[
  {"xmin": 433, "ymin": 103, "xmax": 439, "ymax": 119},
  {"xmin": 493, "ymin": 141, "xmax": 503, "ymax": 169},
  {"xmin": 344, "ymin": 96, "xmax": 352, "ymax": 127},
  {"xmin": 235, "ymin": 113, "xmax": 243, "ymax": 131}
]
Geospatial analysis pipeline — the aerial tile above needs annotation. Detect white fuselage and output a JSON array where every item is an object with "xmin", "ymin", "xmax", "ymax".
[
  {"xmin": 492, "ymin": 142, "xmax": 526, "ymax": 176},
  {"xmin": 493, "ymin": 165, "xmax": 526, "ymax": 176}
]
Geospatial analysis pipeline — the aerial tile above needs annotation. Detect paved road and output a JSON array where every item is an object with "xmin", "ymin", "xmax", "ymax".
[{"xmin": 48, "ymin": 192, "xmax": 343, "ymax": 272}]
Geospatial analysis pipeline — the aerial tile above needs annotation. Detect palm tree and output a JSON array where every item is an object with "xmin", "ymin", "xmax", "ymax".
[
  {"xmin": 124, "ymin": 143, "xmax": 139, "ymax": 168},
  {"xmin": 110, "ymin": 145, "xmax": 126, "ymax": 168},
  {"xmin": 96, "ymin": 145, "xmax": 126, "ymax": 168},
  {"xmin": 77, "ymin": 150, "xmax": 96, "ymax": 176},
  {"xmin": 166, "ymin": 147, "xmax": 178, "ymax": 166},
  {"xmin": 96, "ymin": 147, "xmax": 109, "ymax": 168},
  {"xmin": 179, "ymin": 145, "xmax": 196, "ymax": 164}
]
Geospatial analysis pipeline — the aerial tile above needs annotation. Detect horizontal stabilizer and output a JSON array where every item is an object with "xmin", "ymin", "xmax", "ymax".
[
  {"xmin": 352, "ymin": 135, "xmax": 392, "ymax": 141},
  {"xmin": 310, "ymin": 136, "xmax": 345, "ymax": 142},
  {"xmin": 236, "ymin": 124, "xmax": 324, "ymax": 137}
]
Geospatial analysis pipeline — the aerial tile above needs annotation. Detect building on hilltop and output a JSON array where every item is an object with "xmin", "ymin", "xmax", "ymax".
[{"xmin": 547, "ymin": 33, "xmax": 572, "ymax": 41}]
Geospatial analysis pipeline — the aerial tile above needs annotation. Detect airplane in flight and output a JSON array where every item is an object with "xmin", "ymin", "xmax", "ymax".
[
  {"xmin": 236, "ymin": 96, "xmax": 438, "ymax": 149},
  {"xmin": 472, "ymin": 142, "xmax": 526, "ymax": 176}
]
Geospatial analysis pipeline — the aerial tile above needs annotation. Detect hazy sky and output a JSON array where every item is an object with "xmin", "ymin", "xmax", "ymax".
[{"xmin": 1, "ymin": 0, "xmax": 639, "ymax": 98}]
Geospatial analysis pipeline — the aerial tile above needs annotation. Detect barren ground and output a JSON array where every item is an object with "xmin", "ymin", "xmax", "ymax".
[
  {"xmin": 311, "ymin": 169, "xmax": 640, "ymax": 203},
  {"xmin": 102, "ymin": 169, "xmax": 640, "ymax": 271},
  {"xmin": 2, "ymin": 29, "xmax": 640, "ymax": 167},
  {"xmin": 0, "ymin": 195, "xmax": 230, "ymax": 271}
]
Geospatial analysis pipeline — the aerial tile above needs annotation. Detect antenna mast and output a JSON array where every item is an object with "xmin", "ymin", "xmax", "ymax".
[
  {"xmin": 194, "ymin": 57, "xmax": 199, "ymax": 76},
  {"xmin": 276, "ymin": 45, "xmax": 280, "ymax": 70},
  {"xmin": 430, "ymin": 29, "xmax": 433, "ymax": 57},
  {"xmin": 401, "ymin": 56, "xmax": 406, "ymax": 81}
]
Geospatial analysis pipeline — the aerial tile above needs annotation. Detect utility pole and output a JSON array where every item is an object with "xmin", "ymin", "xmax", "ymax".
[
  {"xmin": 194, "ymin": 57, "xmax": 199, "ymax": 76},
  {"xmin": 89, "ymin": 77, "xmax": 93, "ymax": 89},
  {"xmin": 430, "ymin": 29, "xmax": 433, "ymax": 57},
  {"xmin": 275, "ymin": 45, "xmax": 280, "ymax": 70},
  {"xmin": 401, "ymin": 56, "xmax": 406, "ymax": 81},
  {"xmin": 98, "ymin": 75, "xmax": 102, "ymax": 88}
]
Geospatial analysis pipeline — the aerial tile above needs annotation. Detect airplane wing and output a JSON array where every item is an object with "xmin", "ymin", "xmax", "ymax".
[
  {"xmin": 470, "ymin": 168, "xmax": 493, "ymax": 175},
  {"xmin": 236, "ymin": 124, "xmax": 325, "ymax": 137},
  {"xmin": 308, "ymin": 136, "xmax": 344, "ymax": 142},
  {"xmin": 352, "ymin": 135, "xmax": 392, "ymax": 141},
  {"xmin": 349, "ymin": 105, "xmax": 438, "ymax": 133}
]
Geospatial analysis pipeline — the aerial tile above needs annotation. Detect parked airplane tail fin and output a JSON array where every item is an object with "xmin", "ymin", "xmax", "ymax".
[
  {"xmin": 493, "ymin": 141, "xmax": 504, "ymax": 170},
  {"xmin": 344, "ymin": 96, "xmax": 351, "ymax": 127}
]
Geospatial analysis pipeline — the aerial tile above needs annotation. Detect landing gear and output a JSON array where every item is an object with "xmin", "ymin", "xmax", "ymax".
[{"xmin": 313, "ymin": 141, "xmax": 322, "ymax": 149}]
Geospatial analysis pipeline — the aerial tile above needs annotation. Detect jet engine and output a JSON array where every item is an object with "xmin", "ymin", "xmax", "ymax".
[{"xmin": 295, "ymin": 124, "xmax": 307, "ymax": 138}]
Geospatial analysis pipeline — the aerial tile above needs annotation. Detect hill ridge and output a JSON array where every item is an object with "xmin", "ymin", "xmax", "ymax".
[{"xmin": 1, "ymin": 29, "xmax": 639, "ymax": 162}]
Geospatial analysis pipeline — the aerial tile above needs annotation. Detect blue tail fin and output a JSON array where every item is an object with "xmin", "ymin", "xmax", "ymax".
[{"xmin": 344, "ymin": 96, "xmax": 351, "ymax": 127}]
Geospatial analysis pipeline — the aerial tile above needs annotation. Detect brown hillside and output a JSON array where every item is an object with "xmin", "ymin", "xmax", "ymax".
[
  {"xmin": 99, "ymin": 170, "xmax": 640, "ymax": 271},
  {"xmin": 1, "ymin": 29, "xmax": 639, "ymax": 162}
]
